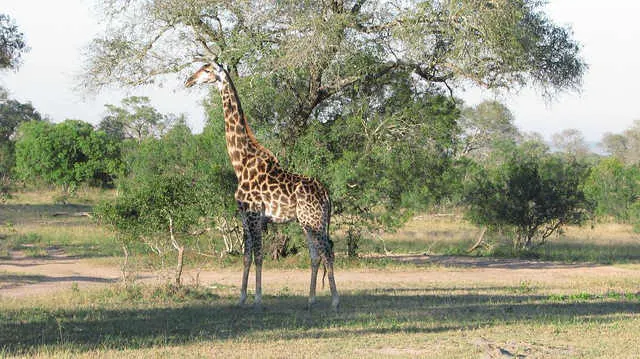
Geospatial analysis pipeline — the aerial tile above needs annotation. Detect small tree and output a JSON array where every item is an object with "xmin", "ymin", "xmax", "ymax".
[
  {"xmin": 465, "ymin": 147, "xmax": 592, "ymax": 251},
  {"xmin": 98, "ymin": 118, "xmax": 239, "ymax": 283},
  {"xmin": 97, "ymin": 174, "xmax": 208, "ymax": 285}
]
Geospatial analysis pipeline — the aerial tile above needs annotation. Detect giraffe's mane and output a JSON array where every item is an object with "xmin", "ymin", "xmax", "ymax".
[
  {"xmin": 242, "ymin": 115, "xmax": 278, "ymax": 163},
  {"xmin": 219, "ymin": 65, "xmax": 278, "ymax": 163}
]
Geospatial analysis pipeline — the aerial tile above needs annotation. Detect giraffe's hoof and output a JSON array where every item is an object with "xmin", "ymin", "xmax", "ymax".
[
  {"xmin": 307, "ymin": 301, "xmax": 316, "ymax": 312},
  {"xmin": 237, "ymin": 295, "xmax": 248, "ymax": 307},
  {"xmin": 307, "ymin": 296, "xmax": 317, "ymax": 308},
  {"xmin": 331, "ymin": 299, "xmax": 340, "ymax": 312},
  {"xmin": 253, "ymin": 302, "xmax": 264, "ymax": 312}
]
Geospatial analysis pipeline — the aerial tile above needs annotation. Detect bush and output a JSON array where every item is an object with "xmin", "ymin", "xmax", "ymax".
[
  {"xmin": 465, "ymin": 148, "xmax": 592, "ymax": 250},
  {"xmin": 583, "ymin": 158, "xmax": 640, "ymax": 223},
  {"xmin": 14, "ymin": 120, "xmax": 124, "ymax": 193},
  {"xmin": 96, "ymin": 120, "xmax": 240, "ymax": 282}
]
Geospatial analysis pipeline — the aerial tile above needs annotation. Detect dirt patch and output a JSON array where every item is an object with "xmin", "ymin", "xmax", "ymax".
[
  {"xmin": 471, "ymin": 337, "xmax": 575, "ymax": 358},
  {"xmin": 1, "ymin": 254, "xmax": 639, "ymax": 298},
  {"xmin": 356, "ymin": 347, "xmax": 432, "ymax": 356}
]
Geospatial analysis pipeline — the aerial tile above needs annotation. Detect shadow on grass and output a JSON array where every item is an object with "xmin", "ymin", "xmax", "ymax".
[
  {"xmin": 0, "ymin": 273, "xmax": 116, "ymax": 287},
  {"xmin": 386, "ymin": 254, "xmax": 602, "ymax": 269},
  {"xmin": 0, "ymin": 289, "xmax": 638, "ymax": 354},
  {"xmin": 0, "ymin": 257, "xmax": 92, "ymax": 267},
  {"xmin": 536, "ymin": 241, "xmax": 640, "ymax": 264}
]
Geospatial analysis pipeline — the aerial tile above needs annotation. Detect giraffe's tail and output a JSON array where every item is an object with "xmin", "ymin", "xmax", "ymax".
[
  {"xmin": 322, "ymin": 263, "xmax": 327, "ymax": 289},
  {"xmin": 322, "ymin": 193, "xmax": 332, "ymax": 290}
]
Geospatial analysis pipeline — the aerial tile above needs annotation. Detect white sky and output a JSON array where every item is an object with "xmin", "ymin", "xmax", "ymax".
[{"xmin": 1, "ymin": 0, "xmax": 640, "ymax": 142}]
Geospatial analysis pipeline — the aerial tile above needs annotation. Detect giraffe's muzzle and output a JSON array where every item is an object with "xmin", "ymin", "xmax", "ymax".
[{"xmin": 184, "ymin": 75, "xmax": 198, "ymax": 88}]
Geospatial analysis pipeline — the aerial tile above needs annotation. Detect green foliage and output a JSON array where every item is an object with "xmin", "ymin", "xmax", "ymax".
[
  {"xmin": 97, "ymin": 117, "xmax": 239, "ymax": 269},
  {"xmin": 0, "ymin": 14, "xmax": 27, "ymax": 70},
  {"xmin": 583, "ymin": 158, "xmax": 640, "ymax": 224},
  {"xmin": 14, "ymin": 120, "xmax": 124, "ymax": 192},
  {"xmin": 465, "ymin": 146, "xmax": 592, "ymax": 250},
  {"xmin": 287, "ymin": 91, "xmax": 460, "ymax": 254},
  {"xmin": 0, "ymin": 95, "xmax": 42, "ymax": 191},
  {"xmin": 0, "ymin": 97, "xmax": 42, "ymax": 141},
  {"xmin": 98, "ymin": 174, "xmax": 204, "ymax": 239}
]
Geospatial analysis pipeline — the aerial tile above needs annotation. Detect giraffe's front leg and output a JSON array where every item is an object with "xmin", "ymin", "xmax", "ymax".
[{"xmin": 239, "ymin": 211, "xmax": 253, "ymax": 306}]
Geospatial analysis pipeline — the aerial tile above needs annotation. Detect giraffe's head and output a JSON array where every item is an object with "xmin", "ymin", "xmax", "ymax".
[{"xmin": 184, "ymin": 62, "xmax": 227, "ymax": 90}]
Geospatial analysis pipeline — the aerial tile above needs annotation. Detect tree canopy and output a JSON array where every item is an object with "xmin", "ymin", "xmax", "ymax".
[
  {"xmin": 458, "ymin": 100, "xmax": 520, "ymax": 160},
  {"xmin": 551, "ymin": 128, "xmax": 590, "ymax": 159},
  {"xmin": 82, "ymin": 0, "xmax": 585, "ymax": 141},
  {"xmin": 601, "ymin": 120, "xmax": 640, "ymax": 165},
  {"xmin": 99, "ymin": 96, "xmax": 175, "ymax": 142}
]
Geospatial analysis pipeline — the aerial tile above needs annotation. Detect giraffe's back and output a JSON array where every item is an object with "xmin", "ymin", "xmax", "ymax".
[{"xmin": 235, "ymin": 157, "xmax": 329, "ymax": 229}]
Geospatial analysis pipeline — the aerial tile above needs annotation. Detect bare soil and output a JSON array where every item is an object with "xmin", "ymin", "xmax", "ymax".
[{"xmin": 2, "ymin": 252, "xmax": 638, "ymax": 298}]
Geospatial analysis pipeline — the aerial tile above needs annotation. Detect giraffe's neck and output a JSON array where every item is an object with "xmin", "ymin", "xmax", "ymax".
[{"xmin": 218, "ymin": 73, "xmax": 276, "ymax": 178}]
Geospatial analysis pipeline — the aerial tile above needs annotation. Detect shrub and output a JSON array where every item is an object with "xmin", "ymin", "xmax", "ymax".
[{"xmin": 465, "ymin": 149, "xmax": 592, "ymax": 250}]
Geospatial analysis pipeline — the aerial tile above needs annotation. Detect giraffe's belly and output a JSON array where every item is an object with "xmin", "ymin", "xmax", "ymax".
[{"xmin": 264, "ymin": 203, "xmax": 296, "ymax": 223}]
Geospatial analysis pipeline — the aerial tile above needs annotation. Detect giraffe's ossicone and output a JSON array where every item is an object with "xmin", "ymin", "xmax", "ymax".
[{"xmin": 185, "ymin": 62, "xmax": 339, "ymax": 310}]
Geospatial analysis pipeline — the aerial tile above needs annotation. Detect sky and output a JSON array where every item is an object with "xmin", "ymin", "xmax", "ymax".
[{"xmin": 1, "ymin": 0, "xmax": 640, "ymax": 142}]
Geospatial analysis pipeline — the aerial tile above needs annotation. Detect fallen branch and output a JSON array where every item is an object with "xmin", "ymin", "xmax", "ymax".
[
  {"xmin": 467, "ymin": 226, "xmax": 487, "ymax": 253},
  {"xmin": 52, "ymin": 212, "xmax": 92, "ymax": 218}
]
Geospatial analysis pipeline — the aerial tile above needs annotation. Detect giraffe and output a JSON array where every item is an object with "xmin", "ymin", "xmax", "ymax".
[{"xmin": 185, "ymin": 62, "xmax": 339, "ymax": 310}]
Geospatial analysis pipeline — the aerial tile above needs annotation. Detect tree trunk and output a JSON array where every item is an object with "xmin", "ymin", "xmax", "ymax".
[
  {"xmin": 175, "ymin": 245, "xmax": 185, "ymax": 286},
  {"xmin": 121, "ymin": 243, "xmax": 129, "ymax": 284},
  {"xmin": 168, "ymin": 216, "xmax": 184, "ymax": 286},
  {"xmin": 347, "ymin": 227, "xmax": 360, "ymax": 258}
]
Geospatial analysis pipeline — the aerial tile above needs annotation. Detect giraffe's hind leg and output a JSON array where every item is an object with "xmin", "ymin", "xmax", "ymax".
[
  {"xmin": 304, "ymin": 227, "xmax": 322, "ymax": 308},
  {"xmin": 303, "ymin": 226, "xmax": 339, "ymax": 311},
  {"xmin": 321, "ymin": 244, "xmax": 339, "ymax": 311}
]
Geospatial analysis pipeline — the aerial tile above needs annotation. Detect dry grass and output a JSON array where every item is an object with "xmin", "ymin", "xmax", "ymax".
[
  {"xmin": 4, "ymin": 187, "xmax": 116, "ymax": 206},
  {"xmin": 0, "ymin": 188, "xmax": 119, "ymax": 259},
  {"xmin": 2, "ymin": 190, "xmax": 640, "ymax": 358},
  {"xmin": 1, "ymin": 265, "xmax": 639, "ymax": 358}
]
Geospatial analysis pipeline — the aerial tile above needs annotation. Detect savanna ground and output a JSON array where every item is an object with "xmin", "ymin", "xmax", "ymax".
[{"xmin": 1, "ymin": 189, "xmax": 640, "ymax": 358}]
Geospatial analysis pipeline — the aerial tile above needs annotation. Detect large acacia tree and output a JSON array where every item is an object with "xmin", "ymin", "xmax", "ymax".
[{"xmin": 82, "ymin": 0, "xmax": 585, "ymax": 141}]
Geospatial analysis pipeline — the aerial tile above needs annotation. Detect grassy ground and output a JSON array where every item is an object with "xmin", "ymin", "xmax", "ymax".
[
  {"xmin": 1, "ymin": 272, "xmax": 639, "ymax": 358},
  {"xmin": 3, "ymin": 189, "xmax": 640, "ymax": 266},
  {"xmin": 373, "ymin": 215, "xmax": 640, "ymax": 265},
  {"xmin": 0, "ymin": 188, "xmax": 119, "ymax": 259},
  {"xmin": 2, "ymin": 189, "xmax": 640, "ymax": 357}
]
